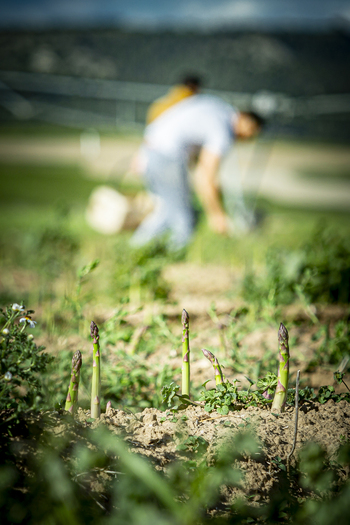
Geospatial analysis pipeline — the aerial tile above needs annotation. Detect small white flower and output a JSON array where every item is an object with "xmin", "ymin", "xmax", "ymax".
[
  {"xmin": 19, "ymin": 316, "xmax": 37, "ymax": 328},
  {"xmin": 4, "ymin": 371, "xmax": 12, "ymax": 381},
  {"xmin": 12, "ymin": 303, "xmax": 25, "ymax": 312},
  {"xmin": 2, "ymin": 328, "xmax": 9, "ymax": 335},
  {"xmin": 27, "ymin": 334, "xmax": 34, "ymax": 340}
]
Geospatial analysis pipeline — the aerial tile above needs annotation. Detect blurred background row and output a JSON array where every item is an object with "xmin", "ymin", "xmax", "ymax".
[{"xmin": 0, "ymin": 1, "xmax": 350, "ymax": 141}]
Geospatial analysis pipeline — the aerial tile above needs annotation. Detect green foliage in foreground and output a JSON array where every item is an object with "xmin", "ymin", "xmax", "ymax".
[
  {"xmin": 1, "ymin": 414, "xmax": 350, "ymax": 525},
  {"xmin": 0, "ymin": 305, "xmax": 53, "ymax": 421},
  {"xmin": 0, "ymin": 297, "xmax": 350, "ymax": 525}
]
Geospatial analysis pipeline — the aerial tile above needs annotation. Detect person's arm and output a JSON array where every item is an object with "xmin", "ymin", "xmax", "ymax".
[{"xmin": 193, "ymin": 147, "xmax": 228, "ymax": 234}]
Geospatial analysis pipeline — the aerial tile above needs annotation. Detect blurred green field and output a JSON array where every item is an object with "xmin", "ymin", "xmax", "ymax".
[
  {"xmin": 1, "ymin": 126, "xmax": 350, "ymax": 277},
  {"xmin": 1, "ymin": 152, "xmax": 350, "ymax": 267},
  {"xmin": 1, "ymin": 126, "xmax": 350, "ymax": 410}
]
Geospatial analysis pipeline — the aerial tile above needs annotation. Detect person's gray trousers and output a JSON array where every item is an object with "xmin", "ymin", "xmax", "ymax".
[{"xmin": 131, "ymin": 148, "xmax": 195, "ymax": 249}]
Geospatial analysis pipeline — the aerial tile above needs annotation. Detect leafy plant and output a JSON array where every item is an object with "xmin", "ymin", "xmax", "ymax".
[
  {"xmin": 308, "ymin": 320, "xmax": 350, "ymax": 368},
  {"xmin": 162, "ymin": 382, "xmax": 180, "ymax": 409},
  {"xmin": 243, "ymin": 226, "xmax": 350, "ymax": 306},
  {"xmin": 24, "ymin": 208, "xmax": 80, "ymax": 281},
  {"xmin": 199, "ymin": 380, "xmax": 273, "ymax": 414},
  {"xmin": 112, "ymin": 240, "xmax": 170, "ymax": 301},
  {"xmin": 176, "ymin": 435, "xmax": 208, "ymax": 457},
  {"xmin": 334, "ymin": 368, "xmax": 350, "ymax": 393},
  {"xmin": 301, "ymin": 227, "xmax": 350, "ymax": 303},
  {"xmin": 288, "ymin": 384, "xmax": 350, "ymax": 405},
  {"xmin": 0, "ymin": 303, "xmax": 53, "ymax": 421},
  {"xmin": 66, "ymin": 259, "xmax": 100, "ymax": 322},
  {"xmin": 191, "ymin": 376, "xmax": 349, "ymax": 416},
  {"xmin": 104, "ymin": 355, "xmax": 179, "ymax": 410}
]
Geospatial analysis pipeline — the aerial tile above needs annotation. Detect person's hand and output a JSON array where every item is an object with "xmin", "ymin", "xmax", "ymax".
[{"xmin": 208, "ymin": 212, "xmax": 228, "ymax": 234}]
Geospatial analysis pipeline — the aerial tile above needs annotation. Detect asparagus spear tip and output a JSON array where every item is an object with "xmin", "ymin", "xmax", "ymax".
[
  {"xmin": 271, "ymin": 323, "xmax": 290, "ymax": 413},
  {"xmin": 65, "ymin": 349, "xmax": 82, "ymax": 415},
  {"xmin": 181, "ymin": 309, "xmax": 190, "ymax": 397},
  {"xmin": 90, "ymin": 321, "xmax": 101, "ymax": 419},
  {"xmin": 202, "ymin": 348, "xmax": 224, "ymax": 385}
]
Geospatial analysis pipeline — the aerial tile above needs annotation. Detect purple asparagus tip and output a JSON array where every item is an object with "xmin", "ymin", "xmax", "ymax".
[
  {"xmin": 202, "ymin": 348, "xmax": 215, "ymax": 364},
  {"xmin": 72, "ymin": 350, "xmax": 82, "ymax": 372},
  {"xmin": 182, "ymin": 309, "xmax": 189, "ymax": 325},
  {"xmin": 278, "ymin": 323, "xmax": 288, "ymax": 343},
  {"xmin": 262, "ymin": 389, "xmax": 273, "ymax": 401},
  {"xmin": 90, "ymin": 321, "xmax": 99, "ymax": 343}
]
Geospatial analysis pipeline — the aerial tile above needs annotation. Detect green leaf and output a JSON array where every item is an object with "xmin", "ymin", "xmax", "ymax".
[{"xmin": 217, "ymin": 405, "xmax": 229, "ymax": 415}]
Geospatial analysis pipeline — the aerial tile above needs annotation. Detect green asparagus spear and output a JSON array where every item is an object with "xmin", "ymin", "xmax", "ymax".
[
  {"xmin": 65, "ymin": 350, "xmax": 82, "ymax": 415},
  {"xmin": 181, "ymin": 309, "xmax": 190, "ymax": 397},
  {"xmin": 271, "ymin": 323, "xmax": 290, "ymax": 413},
  {"xmin": 202, "ymin": 348, "xmax": 224, "ymax": 385},
  {"xmin": 90, "ymin": 321, "xmax": 101, "ymax": 419}
]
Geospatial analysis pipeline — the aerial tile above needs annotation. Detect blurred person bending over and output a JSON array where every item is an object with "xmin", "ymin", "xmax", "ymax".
[
  {"xmin": 131, "ymin": 95, "xmax": 263, "ymax": 249},
  {"xmin": 146, "ymin": 75, "xmax": 201, "ymax": 124}
]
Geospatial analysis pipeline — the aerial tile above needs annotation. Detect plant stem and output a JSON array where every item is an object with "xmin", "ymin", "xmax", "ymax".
[
  {"xmin": 271, "ymin": 323, "xmax": 290, "ymax": 413},
  {"xmin": 342, "ymin": 379, "xmax": 350, "ymax": 393},
  {"xmin": 128, "ymin": 325, "xmax": 148, "ymax": 355},
  {"xmin": 202, "ymin": 348, "xmax": 224, "ymax": 385},
  {"xmin": 218, "ymin": 323, "xmax": 228, "ymax": 358},
  {"xmin": 65, "ymin": 350, "xmax": 82, "ymax": 415},
  {"xmin": 181, "ymin": 309, "xmax": 190, "ymax": 397},
  {"xmin": 90, "ymin": 321, "xmax": 101, "ymax": 419}
]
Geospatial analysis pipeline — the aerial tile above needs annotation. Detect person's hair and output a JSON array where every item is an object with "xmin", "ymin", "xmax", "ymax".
[
  {"xmin": 181, "ymin": 75, "xmax": 202, "ymax": 90},
  {"xmin": 242, "ymin": 110, "xmax": 266, "ymax": 129}
]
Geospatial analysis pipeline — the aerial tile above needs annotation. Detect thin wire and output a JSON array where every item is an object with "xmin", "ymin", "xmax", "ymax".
[{"xmin": 287, "ymin": 370, "xmax": 301, "ymax": 471}]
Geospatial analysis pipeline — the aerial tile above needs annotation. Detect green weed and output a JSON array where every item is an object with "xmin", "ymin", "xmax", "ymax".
[
  {"xmin": 243, "ymin": 225, "xmax": 350, "ymax": 306},
  {"xmin": 308, "ymin": 320, "xmax": 350, "ymax": 369},
  {"xmin": 0, "ymin": 303, "xmax": 53, "ymax": 421}
]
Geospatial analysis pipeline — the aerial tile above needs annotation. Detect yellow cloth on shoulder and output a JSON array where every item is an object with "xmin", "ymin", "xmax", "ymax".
[{"xmin": 146, "ymin": 85, "xmax": 195, "ymax": 124}]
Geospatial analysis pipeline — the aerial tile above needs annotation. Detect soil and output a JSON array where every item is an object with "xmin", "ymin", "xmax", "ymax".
[
  {"xmin": 90, "ymin": 398, "xmax": 350, "ymax": 485},
  {"xmin": 2, "ymin": 275, "xmax": 350, "ymax": 517},
  {"xmin": 54, "ymin": 262, "xmax": 350, "ymax": 502},
  {"xmin": 11, "ymin": 398, "xmax": 348, "ymax": 508},
  {"xmin": 3, "ymin": 396, "xmax": 348, "ymax": 514}
]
